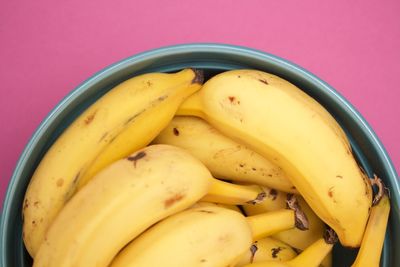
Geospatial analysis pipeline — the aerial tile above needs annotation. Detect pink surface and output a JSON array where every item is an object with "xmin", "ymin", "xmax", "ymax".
[{"xmin": 1, "ymin": 0, "xmax": 399, "ymax": 207}]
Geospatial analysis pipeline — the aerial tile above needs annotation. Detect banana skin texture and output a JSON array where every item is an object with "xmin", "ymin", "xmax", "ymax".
[
  {"xmin": 23, "ymin": 68, "xmax": 203, "ymax": 257},
  {"xmin": 177, "ymin": 69, "xmax": 372, "ymax": 247}
]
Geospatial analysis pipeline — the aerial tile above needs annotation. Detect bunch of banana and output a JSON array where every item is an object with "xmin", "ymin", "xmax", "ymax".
[
  {"xmin": 241, "ymin": 187, "xmax": 331, "ymax": 266},
  {"xmin": 23, "ymin": 67, "xmax": 391, "ymax": 267},
  {"xmin": 242, "ymin": 187, "xmax": 325, "ymax": 251},
  {"xmin": 23, "ymin": 68, "xmax": 204, "ymax": 257},
  {"xmin": 153, "ymin": 116, "xmax": 296, "ymax": 193},
  {"xmin": 177, "ymin": 69, "xmax": 373, "ymax": 247},
  {"xmin": 242, "ymin": 229, "xmax": 338, "ymax": 267},
  {"xmin": 32, "ymin": 145, "xmax": 272, "ymax": 267},
  {"xmin": 110, "ymin": 205, "xmax": 308, "ymax": 267}
]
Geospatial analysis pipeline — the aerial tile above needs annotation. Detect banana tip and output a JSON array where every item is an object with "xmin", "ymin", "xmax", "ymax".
[{"xmin": 191, "ymin": 68, "xmax": 204, "ymax": 84}]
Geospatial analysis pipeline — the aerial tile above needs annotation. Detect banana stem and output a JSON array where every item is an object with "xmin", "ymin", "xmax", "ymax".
[
  {"xmin": 201, "ymin": 178, "xmax": 266, "ymax": 205},
  {"xmin": 246, "ymin": 209, "xmax": 296, "ymax": 240},
  {"xmin": 351, "ymin": 193, "xmax": 390, "ymax": 267}
]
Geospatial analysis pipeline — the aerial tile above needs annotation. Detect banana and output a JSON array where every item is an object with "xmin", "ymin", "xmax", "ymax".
[
  {"xmin": 236, "ymin": 237, "xmax": 297, "ymax": 266},
  {"xmin": 110, "ymin": 206, "xmax": 306, "ymax": 267},
  {"xmin": 23, "ymin": 68, "xmax": 203, "ymax": 257},
  {"xmin": 177, "ymin": 69, "xmax": 372, "ymax": 247},
  {"xmin": 153, "ymin": 116, "xmax": 296, "ymax": 193},
  {"xmin": 242, "ymin": 187, "xmax": 325, "ymax": 251},
  {"xmin": 32, "ymin": 145, "xmax": 275, "ymax": 267},
  {"xmin": 33, "ymin": 145, "xmax": 213, "ymax": 267},
  {"xmin": 351, "ymin": 191, "xmax": 390, "ymax": 267},
  {"xmin": 242, "ymin": 229, "xmax": 337, "ymax": 267},
  {"xmin": 110, "ymin": 206, "xmax": 253, "ymax": 267}
]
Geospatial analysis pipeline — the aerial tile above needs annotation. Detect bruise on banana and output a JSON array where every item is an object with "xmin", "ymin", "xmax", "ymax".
[
  {"xmin": 127, "ymin": 151, "xmax": 146, "ymax": 167},
  {"xmin": 271, "ymin": 246, "xmax": 285, "ymax": 258},
  {"xmin": 250, "ymin": 243, "xmax": 258, "ymax": 263},
  {"xmin": 164, "ymin": 193, "xmax": 185, "ymax": 208},
  {"xmin": 84, "ymin": 110, "xmax": 97, "ymax": 125},
  {"xmin": 173, "ymin": 127, "xmax": 180, "ymax": 136},
  {"xmin": 64, "ymin": 170, "xmax": 82, "ymax": 201},
  {"xmin": 258, "ymin": 78, "xmax": 269, "ymax": 85}
]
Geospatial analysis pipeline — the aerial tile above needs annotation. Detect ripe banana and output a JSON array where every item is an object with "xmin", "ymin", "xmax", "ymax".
[
  {"xmin": 351, "ymin": 191, "xmax": 390, "ymax": 267},
  {"xmin": 111, "ymin": 205, "xmax": 306, "ymax": 267},
  {"xmin": 177, "ymin": 69, "xmax": 372, "ymax": 247},
  {"xmin": 236, "ymin": 237, "xmax": 297, "ymax": 266},
  {"xmin": 242, "ymin": 187, "xmax": 325, "ymax": 251},
  {"xmin": 242, "ymin": 229, "xmax": 337, "ymax": 267},
  {"xmin": 110, "ymin": 206, "xmax": 253, "ymax": 267},
  {"xmin": 33, "ymin": 145, "xmax": 213, "ymax": 267},
  {"xmin": 153, "ymin": 116, "xmax": 296, "ymax": 193},
  {"xmin": 33, "ymin": 144, "xmax": 274, "ymax": 267},
  {"xmin": 23, "ymin": 68, "xmax": 203, "ymax": 257}
]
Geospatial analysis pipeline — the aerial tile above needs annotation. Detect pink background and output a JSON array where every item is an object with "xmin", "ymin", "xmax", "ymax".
[{"xmin": 1, "ymin": 0, "xmax": 399, "ymax": 207}]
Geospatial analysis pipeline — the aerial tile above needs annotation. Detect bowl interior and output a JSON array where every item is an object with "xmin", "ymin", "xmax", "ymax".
[{"xmin": 1, "ymin": 44, "xmax": 398, "ymax": 267}]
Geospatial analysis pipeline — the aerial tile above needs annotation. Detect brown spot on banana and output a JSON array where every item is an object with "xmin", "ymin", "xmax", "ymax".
[
  {"xmin": 56, "ymin": 178, "xmax": 64, "ymax": 187},
  {"xmin": 197, "ymin": 210, "xmax": 215, "ymax": 214},
  {"xmin": 127, "ymin": 151, "xmax": 146, "ymax": 168},
  {"xmin": 250, "ymin": 243, "xmax": 258, "ymax": 263},
  {"xmin": 247, "ymin": 192, "xmax": 267, "ymax": 205},
  {"xmin": 84, "ymin": 110, "xmax": 97, "ymax": 125},
  {"xmin": 173, "ymin": 127, "xmax": 180, "ymax": 136},
  {"xmin": 228, "ymin": 96, "xmax": 240, "ymax": 105},
  {"xmin": 258, "ymin": 78, "xmax": 269, "ymax": 85},
  {"xmin": 164, "ymin": 193, "xmax": 185, "ymax": 208},
  {"xmin": 98, "ymin": 131, "xmax": 109, "ymax": 143},
  {"xmin": 328, "ymin": 187, "xmax": 337, "ymax": 203},
  {"xmin": 124, "ymin": 109, "xmax": 146, "ymax": 126},
  {"xmin": 269, "ymin": 189, "xmax": 278, "ymax": 200},
  {"xmin": 271, "ymin": 247, "xmax": 284, "ymax": 258},
  {"xmin": 64, "ymin": 171, "xmax": 81, "ymax": 201}
]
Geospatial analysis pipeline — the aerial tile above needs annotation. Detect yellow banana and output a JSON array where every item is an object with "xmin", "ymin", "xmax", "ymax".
[
  {"xmin": 23, "ymin": 68, "xmax": 203, "ymax": 257},
  {"xmin": 33, "ymin": 145, "xmax": 213, "ymax": 267},
  {"xmin": 110, "ymin": 206, "xmax": 253, "ymax": 267},
  {"xmin": 242, "ymin": 230, "xmax": 337, "ymax": 267},
  {"xmin": 351, "ymin": 191, "xmax": 390, "ymax": 267},
  {"xmin": 153, "ymin": 116, "xmax": 296, "ymax": 193},
  {"xmin": 177, "ymin": 69, "xmax": 372, "ymax": 247},
  {"xmin": 32, "ymin": 145, "xmax": 275, "ymax": 267},
  {"xmin": 242, "ymin": 187, "xmax": 325, "ymax": 251},
  {"xmin": 236, "ymin": 237, "xmax": 297, "ymax": 266},
  {"xmin": 111, "ymin": 206, "xmax": 307, "ymax": 267}
]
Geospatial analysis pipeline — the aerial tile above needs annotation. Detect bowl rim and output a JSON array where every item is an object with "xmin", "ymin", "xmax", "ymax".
[{"xmin": 1, "ymin": 42, "xmax": 398, "ymax": 264}]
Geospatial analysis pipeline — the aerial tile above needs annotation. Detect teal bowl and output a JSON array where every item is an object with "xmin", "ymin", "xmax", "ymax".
[{"xmin": 1, "ymin": 43, "xmax": 399, "ymax": 266}]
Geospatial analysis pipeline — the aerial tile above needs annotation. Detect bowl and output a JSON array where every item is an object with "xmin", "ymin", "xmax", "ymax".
[{"xmin": 1, "ymin": 43, "xmax": 399, "ymax": 266}]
